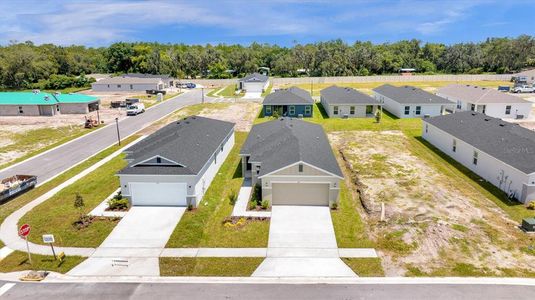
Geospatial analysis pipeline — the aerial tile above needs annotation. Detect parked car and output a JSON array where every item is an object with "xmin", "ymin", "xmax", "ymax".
[
  {"xmin": 512, "ymin": 85, "xmax": 535, "ymax": 93},
  {"xmin": 497, "ymin": 86, "xmax": 511, "ymax": 92},
  {"xmin": 0, "ymin": 175, "xmax": 37, "ymax": 203},
  {"xmin": 126, "ymin": 103, "xmax": 146, "ymax": 116},
  {"xmin": 146, "ymin": 89, "xmax": 167, "ymax": 95}
]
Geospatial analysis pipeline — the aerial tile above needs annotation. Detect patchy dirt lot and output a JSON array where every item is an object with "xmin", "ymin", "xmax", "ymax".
[
  {"xmin": 142, "ymin": 101, "xmax": 261, "ymax": 135},
  {"xmin": 329, "ymin": 130, "xmax": 535, "ymax": 277}
]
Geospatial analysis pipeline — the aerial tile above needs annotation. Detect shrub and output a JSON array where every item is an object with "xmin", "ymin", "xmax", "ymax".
[
  {"xmin": 261, "ymin": 199, "xmax": 270, "ymax": 210},
  {"xmin": 228, "ymin": 190, "xmax": 238, "ymax": 206},
  {"xmin": 107, "ymin": 198, "xmax": 129, "ymax": 211},
  {"xmin": 375, "ymin": 111, "xmax": 382, "ymax": 123},
  {"xmin": 187, "ymin": 204, "xmax": 194, "ymax": 211},
  {"xmin": 113, "ymin": 191, "xmax": 123, "ymax": 200},
  {"xmin": 248, "ymin": 200, "xmax": 257, "ymax": 210},
  {"xmin": 272, "ymin": 110, "xmax": 280, "ymax": 119},
  {"xmin": 527, "ymin": 201, "xmax": 535, "ymax": 210},
  {"xmin": 330, "ymin": 202, "xmax": 338, "ymax": 210},
  {"xmin": 251, "ymin": 185, "xmax": 262, "ymax": 205}
]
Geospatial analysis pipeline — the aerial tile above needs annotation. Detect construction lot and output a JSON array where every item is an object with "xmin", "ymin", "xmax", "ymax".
[{"xmin": 329, "ymin": 130, "xmax": 535, "ymax": 277}]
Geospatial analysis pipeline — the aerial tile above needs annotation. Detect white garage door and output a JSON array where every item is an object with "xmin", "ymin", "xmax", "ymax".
[
  {"xmin": 272, "ymin": 183, "xmax": 329, "ymax": 206},
  {"xmin": 130, "ymin": 182, "xmax": 187, "ymax": 206}
]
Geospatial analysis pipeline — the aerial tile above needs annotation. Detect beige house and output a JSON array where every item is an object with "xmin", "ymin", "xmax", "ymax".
[
  {"xmin": 240, "ymin": 118, "xmax": 343, "ymax": 206},
  {"xmin": 320, "ymin": 85, "xmax": 382, "ymax": 118}
]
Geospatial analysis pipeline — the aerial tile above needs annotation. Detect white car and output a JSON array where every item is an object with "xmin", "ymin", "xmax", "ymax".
[
  {"xmin": 126, "ymin": 103, "xmax": 145, "ymax": 116},
  {"xmin": 512, "ymin": 85, "xmax": 535, "ymax": 93}
]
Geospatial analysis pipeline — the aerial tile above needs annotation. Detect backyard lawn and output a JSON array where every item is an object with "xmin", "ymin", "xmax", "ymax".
[
  {"xmin": 166, "ymin": 132, "xmax": 270, "ymax": 248},
  {"xmin": 207, "ymin": 84, "xmax": 243, "ymax": 98},
  {"xmin": 160, "ymin": 257, "xmax": 264, "ymax": 276},
  {"xmin": 0, "ymin": 251, "xmax": 85, "ymax": 274}
]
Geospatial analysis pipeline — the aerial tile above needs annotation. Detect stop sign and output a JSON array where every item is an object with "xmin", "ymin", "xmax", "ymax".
[{"xmin": 19, "ymin": 224, "xmax": 31, "ymax": 237}]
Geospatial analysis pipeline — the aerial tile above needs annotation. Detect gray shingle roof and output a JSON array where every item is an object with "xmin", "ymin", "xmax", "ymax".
[
  {"xmin": 240, "ymin": 118, "xmax": 343, "ymax": 178},
  {"xmin": 92, "ymin": 77, "xmax": 164, "ymax": 85},
  {"xmin": 123, "ymin": 73, "xmax": 172, "ymax": 80},
  {"xmin": 119, "ymin": 116, "xmax": 234, "ymax": 175},
  {"xmin": 373, "ymin": 84, "xmax": 453, "ymax": 105},
  {"xmin": 239, "ymin": 72, "xmax": 269, "ymax": 83},
  {"xmin": 424, "ymin": 111, "xmax": 535, "ymax": 174},
  {"xmin": 320, "ymin": 85, "xmax": 381, "ymax": 105},
  {"xmin": 436, "ymin": 84, "xmax": 530, "ymax": 104},
  {"xmin": 263, "ymin": 87, "xmax": 314, "ymax": 105}
]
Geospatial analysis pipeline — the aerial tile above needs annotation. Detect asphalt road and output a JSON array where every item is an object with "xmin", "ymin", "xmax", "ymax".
[
  {"xmin": 1, "ymin": 281, "xmax": 534, "ymax": 299},
  {"xmin": 0, "ymin": 89, "xmax": 204, "ymax": 184}
]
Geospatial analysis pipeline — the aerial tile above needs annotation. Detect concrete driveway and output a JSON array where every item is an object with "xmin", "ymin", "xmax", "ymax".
[
  {"xmin": 253, "ymin": 206, "xmax": 356, "ymax": 277},
  {"xmin": 243, "ymin": 91, "xmax": 262, "ymax": 99},
  {"xmin": 68, "ymin": 207, "xmax": 185, "ymax": 276}
]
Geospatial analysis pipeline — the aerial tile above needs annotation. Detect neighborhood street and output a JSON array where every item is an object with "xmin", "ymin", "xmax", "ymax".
[
  {"xmin": 0, "ymin": 89, "xmax": 205, "ymax": 184},
  {"xmin": 1, "ymin": 281, "xmax": 535, "ymax": 299}
]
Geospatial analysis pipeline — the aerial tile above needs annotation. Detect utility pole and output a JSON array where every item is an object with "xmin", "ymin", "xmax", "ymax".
[
  {"xmin": 115, "ymin": 117, "xmax": 121, "ymax": 146},
  {"xmin": 202, "ymin": 88, "xmax": 205, "ymax": 104}
]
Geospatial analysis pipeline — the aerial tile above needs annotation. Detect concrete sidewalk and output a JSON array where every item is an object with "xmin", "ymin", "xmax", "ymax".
[{"xmin": 232, "ymin": 178, "xmax": 271, "ymax": 218}]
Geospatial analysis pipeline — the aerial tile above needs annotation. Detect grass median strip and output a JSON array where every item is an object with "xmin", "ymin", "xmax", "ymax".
[
  {"xmin": 160, "ymin": 257, "xmax": 264, "ymax": 276},
  {"xmin": 0, "ymin": 251, "xmax": 85, "ymax": 274},
  {"xmin": 166, "ymin": 132, "xmax": 269, "ymax": 248}
]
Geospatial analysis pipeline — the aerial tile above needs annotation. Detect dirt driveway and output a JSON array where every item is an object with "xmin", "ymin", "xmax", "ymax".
[{"xmin": 329, "ymin": 130, "xmax": 535, "ymax": 277}]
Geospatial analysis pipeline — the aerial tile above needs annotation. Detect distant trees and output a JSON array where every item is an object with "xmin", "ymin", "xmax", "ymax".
[{"xmin": 1, "ymin": 35, "xmax": 535, "ymax": 89}]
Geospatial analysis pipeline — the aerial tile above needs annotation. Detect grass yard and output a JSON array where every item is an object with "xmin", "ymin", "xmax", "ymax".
[
  {"xmin": 342, "ymin": 258, "xmax": 385, "ymax": 277},
  {"xmin": 160, "ymin": 257, "xmax": 264, "ymax": 276},
  {"xmin": 0, "ymin": 251, "xmax": 85, "ymax": 274},
  {"xmin": 166, "ymin": 132, "xmax": 270, "ymax": 248},
  {"xmin": 131, "ymin": 91, "xmax": 181, "ymax": 108},
  {"xmin": 19, "ymin": 152, "xmax": 129, "ymax": 247},
  {"xmin": 261, "ymin": 83, "xmax": 273, "ymax": 97},
  {"xmin": 282, "ymin": 80, "xmax": 511, "ymax": 96},
  {"xmin": 207, "ymin": 84, "xmax": 243, "ymax": 98},
  {"xmin": 0, "ymin": 125, "xmax": 95, "ymax": 170}
]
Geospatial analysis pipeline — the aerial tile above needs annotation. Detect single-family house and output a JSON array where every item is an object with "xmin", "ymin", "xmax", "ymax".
[
  {"xmin": 117, "ymin": 116, "xmax": 235, "ymax": 207},
  {"xmin": 0, "ymin": 92, "xmax": 100, "ymax": 116},
  {"xmin": 91, "ymin": 77, "xmax": 165, "ymax": 92},
  {"xmin": 240, "ymin": 118, "xmax": 343, "ymax": 206},
  {"xmin": 122, "ymin": 73, "xmax": 175, "ymax": 88},
  {"xmin": 436, "ymin": 84, "xmax": 532, "ymax": 120},
  {"xmin": 263, "ymin": 87, "xmax": 314, "ymax": 118},
  {"xmin": 373, "ymin": 84, "xmax": 454, "ymax": 118},
  {"xmin": 320, "ymin": 85, "xmax": 382, "ymax": 118},
  {"xmin": 422, "ymin": 111, "xmax": 535, "ymax": 203},
  {"xmin": 238, "ymin": 73, "xmax": 269, "ymax": 93}
]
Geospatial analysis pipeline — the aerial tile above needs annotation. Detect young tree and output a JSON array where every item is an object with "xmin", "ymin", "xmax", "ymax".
[{"xmin": 74, "ymin": 193, "xmax": 85, "ymax": 218}]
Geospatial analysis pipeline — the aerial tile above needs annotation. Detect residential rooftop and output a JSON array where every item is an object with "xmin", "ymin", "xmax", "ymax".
[
  {"xmin": 320, "ymin": 85, "xmax": 380, "ymax": 105},
  {"xmin": 239, "ymin": 72, "xmax": 269, "ymax": 83},
  {"xmin": 122, "ymin": 73, "xmax": 172, "ymax": 80},
  {"xmin": 119, "ymin": 116, "xmax": 235, "ymax": 176},
  {"xmin": 240, "ymin": 118, "xmax": 343, "ymax": 178},
  {"xmin": 0, "ymin": 92, "xmax": 99, "ymax": 105},
  {"xmin": 436, "ymin": 84, "xmax": 531, "ymax": 104},
  {"xmin": 92, "ymin": 77, "xmax": 164, "ymax": 85},
  {"xmin": 373, "ymin": 84, "xmax": 453, "ymax": 105},
  {"xmin": 263, "ymin": 87, "xmax": 314, "ymax": 105},
  {"xmin": 424, "ymin": 111, "xmax": 535, "ymax": 174}
]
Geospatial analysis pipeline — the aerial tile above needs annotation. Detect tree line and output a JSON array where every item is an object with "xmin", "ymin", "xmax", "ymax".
[{"xmin": 1, "ymin": 36, "xmax": 534, "ymax": 89}]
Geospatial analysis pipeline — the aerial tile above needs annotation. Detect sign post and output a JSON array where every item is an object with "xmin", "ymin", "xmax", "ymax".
[
  {"xmin": 18, "ymin": 224, "xmax": 31, "ymax": 264},
  {"xmin": 42, "ymin": 234, "xmax": 56, "ymax": 260}
]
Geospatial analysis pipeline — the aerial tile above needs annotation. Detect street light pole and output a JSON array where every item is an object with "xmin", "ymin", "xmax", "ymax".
[
  {"xmin": 115, "ymin": 117, "xmax": 121, "ymax": 146},
  {"xmin": 202, "ymin": 88, "xmax": 205, "ymax": 103}
]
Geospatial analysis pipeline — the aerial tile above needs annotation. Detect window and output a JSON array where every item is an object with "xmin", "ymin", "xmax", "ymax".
[
  {"xmin": 221, "ymin": 144, "xmax": 224, "ymax": 151},
  {"xmin": 415, "ymin": 106, "xmax": 421, "ymax": 115},
  {"xmin": 298, "ymin": 164, "xmax": 303, "ymax": 173},
  {"xmin": 473, "ymin": 151, "xmax": 478, "ymax": 165},
  {"xmin": 452, "ymin": 139, "xmax": 457, "ymax": 152},
  {"xmin": 214, "ymin": 152, "xmax": 217, "ymax": 164},
  {"xmin": 117, "ymin": 84, "xmax": 121, "ymax": 88},
  {"xmin": 350, "ymin": 106, "xmax": 355, "ymax": 115},
  {"xmin": 107, "ymin": 84, "xmax": 110, "ymax": 88},
  {"xmin": 333, "ymin": 106, "xmax": 339, "ymax": 115},
  {"xmin": 156, "ymin": 157, "xmax": 162, "ymax": 164},
  {"xmin": 505, "ymin": 105, "xmax": 512, "ymax": 115},
  {"xmin": 425, "ymin": 124, "xmax": 428, "ymax": 133},
  {"xmin": 305, "ymin": 105, "xmax": 311, "ymax": 115},
  {"xmin": 404, "ymin": 106, "xmax": 410, "ymax": 115},
  {"xmin": 470, "ymin": 104, "xmax": 476, "ymax": 111},
  {"xmin": 289, "ymin": 105, "xmax": 295, "ymax": 115},
  {"xmin": 456, "ymin": 100, "xmax": 462, "ymax": 110},
  {"xmin": 130, "ymin": 84, "xmax": 133, "ymax": 90},
  {"xmin": 265, "ymin": 106, "xmax": 271, "ymax": 114},
  {"xmin": 18, "ymin": 106, "xmax": 23, "ymax": 114}
]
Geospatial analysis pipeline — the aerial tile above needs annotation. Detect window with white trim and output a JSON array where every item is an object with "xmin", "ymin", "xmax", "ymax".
[
  {"xmin": 265, "ymin": 105, "xmax": 271, "ymax": 114},
  {"xmin": 117, "ymin": 84, "xmax": 121, "ymax": 88},
  {"xmin": 473, "ymin": 150, "xmax": 478, "ymax": 165},
  {"xmin": 404, "ymin": 106, "xmax": 410, "ymax": 115},
  {"xmin": 452, "ymin": 139, "xmax": 456, "ymax": 152},
  {"xmin": 415, "ymin": 106, "xmax": 421, "ymax": 115},
  {"xmin": 350, "ymin": 106, "xmax": 355, "ymax": 115},
  {"xmin": 289, "ymin": 105, "xmax": 295, "ymax": 115},
  {"xmin": 298, "ymin": 164, "xmax": 303, "ymax": 173},
  {"xmin": 305, "ymin": 105, "xmax": 311, "ymax": 115},
  {"xmin": 505, "ymin": 105, "xmax": 511, "ymax": 115},
  {"xmin": 333, "ymin": 106, "xmax": 339, "ymax": 115}
]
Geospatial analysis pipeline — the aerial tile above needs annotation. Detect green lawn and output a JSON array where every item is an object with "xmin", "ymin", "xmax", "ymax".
[
  {"xmin": 261, "ymin": 83, "xmax": 273, "ymax": 97},
  {"xmin": 207, "ymin": 84, "xmax": 243, "ymax": 98},
  {"xmin": 0, "ymin": 126, "xmax": 95, "ymax": 170},
  {"xmin": 0, "ymin": 135, "xmax": 139, "ymax": 249},
  {"xmin": 0, "ymin": 251, "xmax": 85, "ymax": 274},
  {"xmin": 19, "ymin": 153, "xmax": 128, "ymax": 247},
  {"xmin": 131, "ymin": 92, "xmax": 181, "ymax": 108},
  {"xmin": 160, "ymin": 257, "xmax": 264, "ymax": 276},
  {"xmin": 342, "ymin": 258, "xmax": 385, "ymax": 277},
  {"xmin": 166, "ymin": 132, "xmax": 270, "ymax": 248}
]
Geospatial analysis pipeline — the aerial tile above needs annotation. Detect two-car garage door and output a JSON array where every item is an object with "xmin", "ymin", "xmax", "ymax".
[
  {"xmin": 130, "ymin": 182, "xmax": 187, "ymax": 206},
  {"xmin": 272, "ymin": 183, "xmax": 329, "ymax": 206}
]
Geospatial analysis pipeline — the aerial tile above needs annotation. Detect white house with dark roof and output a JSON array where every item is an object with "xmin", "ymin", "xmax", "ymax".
[
  {"xmin": 373, "ymin": 84, "xmax": 454, "ymax": 118},
  {"xmin": 422, "ymin": 111, "xmax": 535, "ymax": 203},
  {"xmin": 117, "ymin": 116, "xmax": 235, "ymax": 207},
  {"xmin": 320, "ymin": 85, "xmax": 382, "ymax": 118},
  {"xmin": 238, "ymin": 72, "xmax": 269, "ymax": 93},
  {"xmin": 91, "ymin": 76, "xmax": 165, "ymax": 92},
  {"xmin": 240, "ymin": 118, "xmax": 343, "ymax": 206},
  {"xmin": 436, "ymin": 84, "xmax": 532, "ymax": 120}
]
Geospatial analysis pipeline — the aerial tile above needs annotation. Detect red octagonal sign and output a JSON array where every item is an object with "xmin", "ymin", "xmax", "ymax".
[{"xmin": 19, "ymin": 224, "xmax": 30, "ymax": 237}]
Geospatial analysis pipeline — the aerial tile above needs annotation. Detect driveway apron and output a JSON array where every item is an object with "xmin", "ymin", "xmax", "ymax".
[
  {"xmin": 253, "ymin": 206, "xmax": 357, "ymax": 277},
  {"xmin": 68, "ymin": 207, "xmax": 185, "ymax": 276}
]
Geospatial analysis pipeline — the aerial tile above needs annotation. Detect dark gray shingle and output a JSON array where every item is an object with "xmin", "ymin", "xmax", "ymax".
[
  {"xmin": 239, "ymin": 72, "xmax": 269, "ymax": 83},
  {"xmin": 321, "ymin": 85, "xmax": 381, "ymax": 105},
  {"xmin": 373, "ymin": 84, "xmax": 453, "ymax": 105},
  {"xmin": 263, "ymin": 87, "xmax": 314, "ymax": 105}
]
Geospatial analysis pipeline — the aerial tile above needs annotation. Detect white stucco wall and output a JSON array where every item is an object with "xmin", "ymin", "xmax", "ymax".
[
  {"xmin": 373, "ymin": 92, "xmax": 452, "ymax": 118},
  {"xmin": 320, "ymin": 99, "xmax": 378, "ymax": 118},
  {"xmin": 59, "ymin": 103, "xmax": 90, "ymax": 114},
  {"xmin": 242, "ymin": 81, "xmax": 269, "ymax": 93},
  {"xmin": 91, "ymin": 82, "xmax": 163, "ymax": 92},
  {"xmin": 422, "ymin": 121, "xmax": 532, "ymax": 202},
  {"xmin": 436, "ymin": 92, "xmax": 533, "ymax": 119},
  {"xmin": 0, "ymin": 104, "xmax": 50, "ymax": 116}
]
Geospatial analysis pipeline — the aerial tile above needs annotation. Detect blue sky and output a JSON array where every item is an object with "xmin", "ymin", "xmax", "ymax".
[{"xmin": 0, "ymin": 0, "xmax": 534, "ymax": 46}]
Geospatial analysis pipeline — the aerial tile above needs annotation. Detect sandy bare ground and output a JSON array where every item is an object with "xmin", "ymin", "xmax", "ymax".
[{"xmin": 329, "ymin": 130, "xmax": 535, "ymax": 276}]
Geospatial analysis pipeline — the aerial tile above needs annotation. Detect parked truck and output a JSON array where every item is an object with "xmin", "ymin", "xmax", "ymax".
[
  {"xmin": 512, "ymin": 85, "xmax": 535, "ymax": 93},
  {"xmin": 126, "ymin": 103, "xmax": 146, "ymax": 116},
  {"xmin": 0, "ymin": 175, "xmax": 37, "ymax": 202}
]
